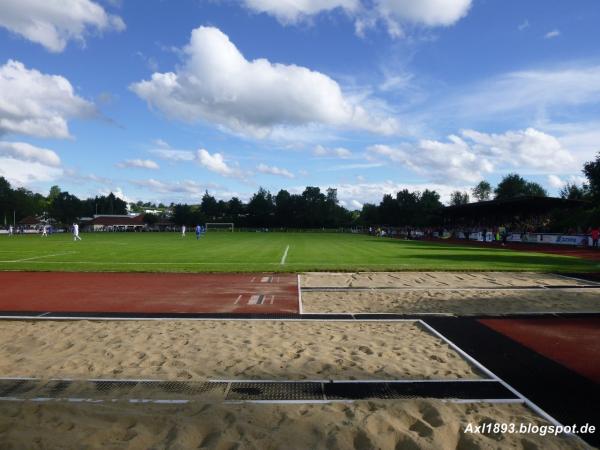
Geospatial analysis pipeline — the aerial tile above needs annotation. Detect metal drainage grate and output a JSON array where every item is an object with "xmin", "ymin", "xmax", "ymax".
[
  {"xmin": 0, "ymin": 379, "xmax": 518, "ymax": 402},
  {"xmin": 137, "ymin": 381, "xmax": 227, "ymax": 397},
  {"xmin": 226, "ymin": 382, "xmax": 323, "ymax": 401}
]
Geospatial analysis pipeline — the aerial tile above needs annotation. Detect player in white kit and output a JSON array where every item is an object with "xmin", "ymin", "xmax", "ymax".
[{"xmin": 73, "ymin": 223, "xmax": 82, "ymax": 241}]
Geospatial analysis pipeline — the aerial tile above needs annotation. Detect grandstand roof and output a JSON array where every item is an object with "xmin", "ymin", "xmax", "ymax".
[{"xmin": 18, "ymin": 216, "xmax": 43, "ymax": 225}]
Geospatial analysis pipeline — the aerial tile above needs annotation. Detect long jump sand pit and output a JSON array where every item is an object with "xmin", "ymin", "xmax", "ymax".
[
  {"xmin": 301, "ymin": 272, "xmax": 600, "ymax": 315},
  {"xmin": 302, "ymin": 289, "xmax": 600, "ymax": 314},
  {"xmin": 301, "ymin": 271, "xmax": 596, "ymax": 288},
  {"xmin": 0, "ymin": 399, "xmax": 586, "ymax": 450},
  {"xmin": 0, "ymin": 320, "xmax": 481, "ymax": 381}
]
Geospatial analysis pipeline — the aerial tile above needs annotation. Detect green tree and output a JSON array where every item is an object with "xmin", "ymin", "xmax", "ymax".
[
  {"xmin": 559, "ymin": 184, "xmax": 587, "ymax": 200},
  {"xmin": 583, "ymin": 152, "xmax": 600, "ymax": 201},
  {"xmin": 471, "ymin": 181, "xmax": 492, "ymax": 201},
  {"xmin": 449, "ymin": 191, "xmax": 470, "ymax": 206},
  {"xmin": 494, "ymin": 174, "xmax": 547, "ymax": 199},
  {"xmin": 200, "ymin": 191, "xmax": 218, "ymax": 219}
]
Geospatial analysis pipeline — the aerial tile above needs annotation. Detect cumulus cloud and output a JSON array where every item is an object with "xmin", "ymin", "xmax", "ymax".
[
  {"xmin": 462, "ymin": 128, "xmax": 574, "ymax": 171},
  {"xmin": 238, "ymin": 0, "xmax": 472, "ymax": 36},
  {"xmin": 116, "ymin": 159, "xmax": 160, "ymax": 170},
  {"xmin": 374, "ymin": 0, "xmax": 472, "ymax": 29},
  {"xmin": 130, "ymin": 26, "xmax": 397, "ymax": 139},
  {"xmin": 0, "ymin": 141, "xmax": 63, "ymax": 184},
  {"xmin": 241, "ymin": 0, "xmax": 359, "ymax": 23},
  {"xmin": 369, "ymin": 137, "xmax": 491, "ymax": 184},
  {"xmin": 257, "ymin": 163, "xmax": 294, "ymax": 178},
  {"xmin": 546, "ymin": 174, "xmax": 587, "ymax": 190},
  {"xmin": 368, "ymin": 128, "xmax": 575, "ymax": 184},
  {"xmin": 313, "ymin": 145, "xmax": 353, "ymax": 159},
  {"xmin": 330, "ymin": 180, "xmax": 463, "ymax": 206},
  {"xmin": 0, "ymin": 0, "xmax": 125, "ymax": 52},
  {"xmin": 197, "ymin": 148, "xmax": 246, "ymax": 179},
  {"xmin": 0, "ymin": 60, "xmax": 94, "ymax": 139}
]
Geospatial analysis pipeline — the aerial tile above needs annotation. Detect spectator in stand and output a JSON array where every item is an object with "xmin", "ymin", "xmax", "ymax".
[
  {"xmin": 500, "ymin": 226, "xmax": 509, "ymax": 246},
  {"xmin": 591, "ymin": 226, "xmax": 599, "ymax": 249}
]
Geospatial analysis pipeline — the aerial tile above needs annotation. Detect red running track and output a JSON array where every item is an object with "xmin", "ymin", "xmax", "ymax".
[
  {"xmin": 0, "ymin": 272, "xmax": 299, "ymax": 314},
  {"xmin": 480, "ymin": 318, "xmax": 600, "ymax": 384}
]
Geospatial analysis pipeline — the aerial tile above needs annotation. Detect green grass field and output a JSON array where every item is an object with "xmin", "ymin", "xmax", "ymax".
[{"xmin": 0, "ymin": 232, "xmax": 597, "ymax": 273}]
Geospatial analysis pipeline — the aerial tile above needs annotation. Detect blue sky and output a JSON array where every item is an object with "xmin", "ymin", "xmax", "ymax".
[{"xmin": 0, "ymin": 0, "xmax": 599, "ymax": 208}]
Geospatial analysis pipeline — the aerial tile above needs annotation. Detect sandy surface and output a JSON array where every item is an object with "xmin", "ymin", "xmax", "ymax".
[
  {"xmin": 0, "ymin": 320, "xmax": 480, "ymax": 381},
  {"xmin": 301, "ymin": 272, "xmax": 597, "ymax": 288},
  {"xmin": 0, "ymin": 399, "xmax": 588, "ymax": 450},
  {"xmin": 302, "ymin": 289, "xmax": 600, "ymax": 314}
]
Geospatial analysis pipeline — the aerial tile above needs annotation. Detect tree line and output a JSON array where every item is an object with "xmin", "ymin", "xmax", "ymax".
[
  {"xmin": 1, "ymin": 153, "xmax": 598, "ymax": 229},
  {"xmin": 0, "ymin": 180, "xmax": 127, "ymax": 226}
]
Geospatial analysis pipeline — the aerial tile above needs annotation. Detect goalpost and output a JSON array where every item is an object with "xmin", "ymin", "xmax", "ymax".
[{"xmin": 205, "ymin": 222, "xmax": 235, "ymax": 232}]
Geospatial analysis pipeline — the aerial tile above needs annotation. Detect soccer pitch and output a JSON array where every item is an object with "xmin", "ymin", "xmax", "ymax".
[{"xmin": 0, "ymin": 232, "xmax": 596, "ymax": 273}]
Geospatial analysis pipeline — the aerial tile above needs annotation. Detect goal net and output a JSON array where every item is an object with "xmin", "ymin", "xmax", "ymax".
[{"xmin": 205, "ymin": 222, "xmax": 234, "ymax": 232}]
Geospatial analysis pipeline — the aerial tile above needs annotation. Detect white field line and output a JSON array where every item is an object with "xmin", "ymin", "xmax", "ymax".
[
  {"xmin": 7, "ymin": 251, "xmax": 77, "ymax": 263},
  {"xmin": 417, "ymin": 320, "xmax": 566, "ymax": 431},
  {"xmin": 280, "ymin": 245, "xmax": 290, "ymax": 265}
]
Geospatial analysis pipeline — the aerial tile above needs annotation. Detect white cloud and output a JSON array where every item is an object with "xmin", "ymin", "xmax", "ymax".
[
  {"xmin": 518, "ymin": 20, "xmax": 529, "ymax": 31},
  {"xmin": 0, "ymin": 141, "xmax": 61, "ymax": 166},
  {"xmin": 0, "ymin": 0, "xmax": 125, "ymax": 52},
  {"xmin": 99, "ymin": 187, "xmax": 132, "ymax": 204},
  {"xmin": 331, "ymin": 180, "xmax": 463, "ymax": 206},
  {"xmin": 462, "ymin": 128, "xmax": 575, "ymax": 172},
  {"xmin": 314, "ymin": 145, "xmax": 353, "ymax": 158},
  {"xmin": 547, "ymin": 174, "xmax": 587, "ymax": 190},
  {"xmin": 241, "ymin": 0, "xmax": 359, "ymax": 23},
  {"xmin": 452, "ymin": 65, "xmax": 600, "ymax": 118},
  {"xmin": 0, "ymin": 141, "xmax": 63, "ymax": 184},
  {"xmin": 238, "ymin": 0, "xmax": 472, "ymax": 36},
  {"xmin": 130, "ymin": 26, "xmax": 397, "ymax": 139},
  {"xmin": 374, "ymin": 0, "xmax": 472, "ymax": 28},
  {"xmin": 131, "ymin": 179, "xmax": 216, "ymax": 196},
  {"xmin": 197, "ymin": 148, "xmax": 241, "ymax": 178},
  {"xmin": 369, "ymin": 136, "xmax": 492, "ymax": 184},
  {"xmin": 544, "ymin": 29, "xmax": 560, "ymax": 39},
  {"xmin": 257, "ymin": 163, "xmax": 295, "ymax": 178},
  {"xmin": 368, "ymin": 128, "xmax": 575, "ymax": 184},
  {"xmin": 150, "ymin": 148, "xmax": 195, "ymax": 162},
  {"xmin": 0, "ymin": 60, "xmax": 94, "ymax": 139},
  {"xmin": 116, "ymin": 159, "xmax": 160, "ymax": 170},
  {"xmin": 351, "ymin": 199, "xmax": 363, "ymax": 209},
  {"xmin": 547, "ymin": 174, "xmax": 565, "ymax": 189}
]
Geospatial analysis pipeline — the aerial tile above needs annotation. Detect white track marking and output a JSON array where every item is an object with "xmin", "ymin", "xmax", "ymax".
[
  {"xmin": 280, "ymin": 245, "xmax": 290, "ymax": 265},
  {"xmin": 417, "ymin": 320, "xmax": 566, "ymax": 431}
]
